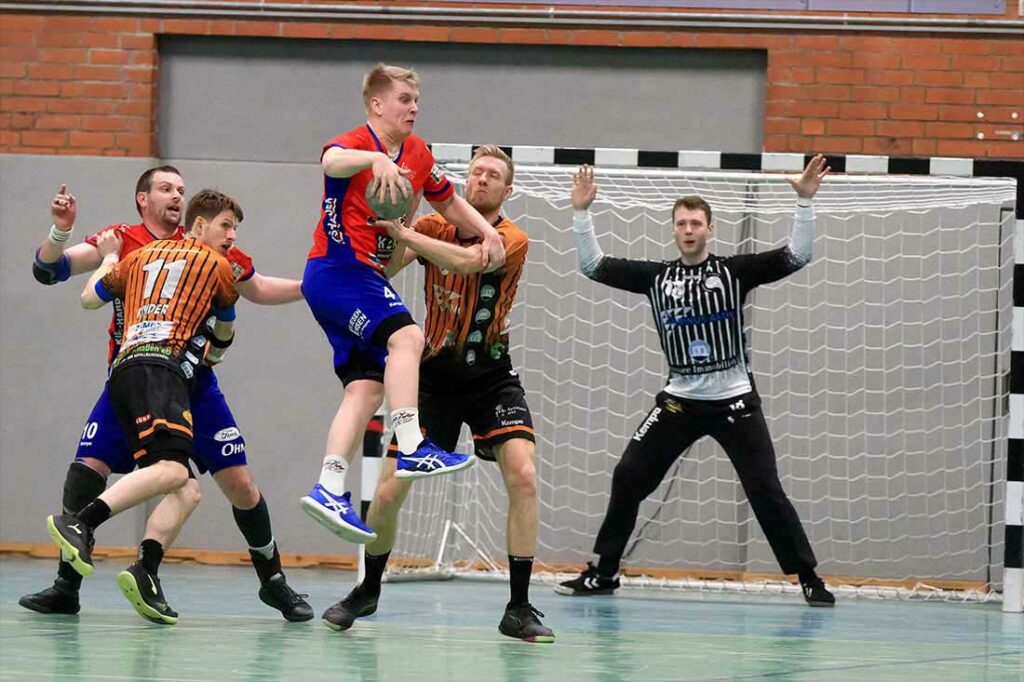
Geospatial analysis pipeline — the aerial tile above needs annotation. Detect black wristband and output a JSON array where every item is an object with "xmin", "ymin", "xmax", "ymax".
[{"xmin": 208, "ymin": 333, "xmax": 234, "ymax": 349}]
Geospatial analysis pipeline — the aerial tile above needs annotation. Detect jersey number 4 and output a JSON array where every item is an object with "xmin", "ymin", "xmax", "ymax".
[{"xmin": 140, "ymin": 259, "xmax": 187, "ymax": 300}]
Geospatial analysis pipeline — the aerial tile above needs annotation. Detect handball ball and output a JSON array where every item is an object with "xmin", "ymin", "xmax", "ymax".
[{"xmin": 365, "ymin": 177, "xmax": 413, "ymax": 220}]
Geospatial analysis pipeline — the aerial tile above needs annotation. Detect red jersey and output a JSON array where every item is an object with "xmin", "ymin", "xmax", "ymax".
[
  {"xmin": 86, "ymin": 223, "xmax": 255, "ymax": 364},
  {"xmin": 307, "ymin": 125, "xmax": 454, "ymax": 273}
]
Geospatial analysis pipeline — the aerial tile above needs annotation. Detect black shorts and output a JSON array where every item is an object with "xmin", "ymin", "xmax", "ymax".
[
  {"xmin": 108, "ymin": 361, "xmax": 195, "ymax": 471},
  {"xmin": 389, "ymin": 365, "xmax": 535, "ymax": 462}
]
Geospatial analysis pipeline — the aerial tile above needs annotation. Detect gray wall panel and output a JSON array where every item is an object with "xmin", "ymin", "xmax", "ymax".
[{"xmin": 159, "ymin": 37, "xmax": 766, "ymax": 161}]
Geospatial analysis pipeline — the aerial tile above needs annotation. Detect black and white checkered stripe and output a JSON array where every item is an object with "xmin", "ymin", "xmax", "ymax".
[{"xmin": 433, "ymin": 144, "xmax": 1023, "ymax": 611}]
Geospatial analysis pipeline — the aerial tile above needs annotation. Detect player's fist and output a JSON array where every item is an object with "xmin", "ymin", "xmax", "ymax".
[
  {"xmin": 50, "ymin": 184, "xmax": 77, "ymax": 230},
  {"xmin": 571, "ymin": 165, "xmax": 597, "ymax": 211},
  {"xmin": 95, "ymin": 229, "xmax": 122, "ymax": 259}
]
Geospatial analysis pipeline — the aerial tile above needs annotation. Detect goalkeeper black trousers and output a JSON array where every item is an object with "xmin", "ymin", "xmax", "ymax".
[{"xmin": 593, "ymin": 390, "xmax": 818, "ymax": 576}]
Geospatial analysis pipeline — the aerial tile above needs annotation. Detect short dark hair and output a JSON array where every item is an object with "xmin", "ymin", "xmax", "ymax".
[
  {"xmin": 184, "ymin": 189, "xmax": 243, "ymax": 231},
  {"xmin": 672, "ymin": 196, "xmax": 712, "ymax": 225},
  {"xmin": 134, "ymin": 165, "xmax": 182, "ymax": 217}
]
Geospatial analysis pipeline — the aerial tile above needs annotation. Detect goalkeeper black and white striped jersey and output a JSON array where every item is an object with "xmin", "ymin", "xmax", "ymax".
[
  {"xmin": 586, "ymin": 249, "xmax": 807, "ymax": 400},
  {"xmin": 573, "ymin": 203, "xmax": 815, "ymax": 401}
]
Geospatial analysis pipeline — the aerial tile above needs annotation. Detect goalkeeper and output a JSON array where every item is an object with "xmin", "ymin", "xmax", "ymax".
[{"xmin": 557, "ymin": 155, "xmax": 835, "ymax": 607}]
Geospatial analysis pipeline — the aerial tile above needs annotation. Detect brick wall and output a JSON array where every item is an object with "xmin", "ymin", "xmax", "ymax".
[{"xmin": 1, "ymin": 8, "xmax": 1021, "ymax": 158}]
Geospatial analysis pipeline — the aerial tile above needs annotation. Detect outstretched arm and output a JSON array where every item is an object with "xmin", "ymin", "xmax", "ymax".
[
  {"xmin": 236, "ymin": 273, "xmax": 303, "ymax": 305},
  {"xmin": 784, "ymin": 153, "xmax": 830, "ymax": 266},
  {"xmin": 381, "ymin": 219, "xmax": 485, "ymax": 275},
  {"xmin": 429, "ymin": 193, "xmax": 505, "ymax": 271},
  {"xmin": 570, "ymin": 165, "xmax": 604, "ymax": 277}
]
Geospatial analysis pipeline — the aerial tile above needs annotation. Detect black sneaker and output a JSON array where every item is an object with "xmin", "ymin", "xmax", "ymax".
[
  {"xmin": 554, "ymin": 562, "xmax": 619, "ymax": 596},
  {"xmin": 259, "ymin": 575, "xmax": 314, "ymax": 622},
  {"xmin": 46, "ymin": 515, "xmax": 94, "ymax": 578},
  {"xmin": 322, "ymin": 586, "xmax": 378, "ymax": 632},
  {"xmin": 116, "ymin": 561, "xmax": 178, "ymax": 625},
  {"xmin": 18, "ymin": 578, "xmax": 81, "ymax": 615},
  {"xmin": 499, "ymin": 603, "xmax": 555, "ymax": 643},
  {"xmin": 801, "ymin": 577, "xmax": 836, "ymax": 607}
]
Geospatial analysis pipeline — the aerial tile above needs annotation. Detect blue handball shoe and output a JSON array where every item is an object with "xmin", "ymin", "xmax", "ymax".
[
  {"xmin": 394, "ymin": 438, "xmax": 476, "ymax": 480},
  {"xmin": 300, "ymin": 485, "xmax": 377, "ymax": 544}
]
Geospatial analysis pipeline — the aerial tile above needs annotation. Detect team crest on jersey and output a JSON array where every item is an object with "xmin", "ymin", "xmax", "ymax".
[
  {"xmin": 429, "ymin": 164, "xmax": 444, "ymax": 184},
  {"xmin": 468, "ymin": 331, "xmax": 483, "ymax": 344},
  {"xmin": 703, "ymin": 275, "xmax": 724, "ymax": 293},
  {"xmin": 688, "ymin": 339, "xmax": 711, "ymax": 362},
  {"xmin": 480, "ymin": 284, "xmax": 496, "ymax": 301}
]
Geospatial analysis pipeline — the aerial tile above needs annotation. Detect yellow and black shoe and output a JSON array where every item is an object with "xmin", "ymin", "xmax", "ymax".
[
  {"xmin": 45, "ymin": 515, "xmax": 94, "ymax": 578},
  {"xmin": 117, "ymin": 561, "xmax": 178, "ymax": 625}
]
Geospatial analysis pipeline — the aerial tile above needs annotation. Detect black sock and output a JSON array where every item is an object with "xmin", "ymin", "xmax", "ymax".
[
  {"xmin": 248, "ymin": 544, "xmax": 283, "ymax": 585},
  {"xmin": 361, "ymin": 551, "xmax": 391, "ymax": 596},
  {"xmin": 232, "ymin": 495, "xmax": 273, "ymax": 548},
  {"xmin": 57, "ymin": 561, "xmax": 83, "ymax": 589},
  {"xmin": 508, "ymin": 555, "xmax": 534, "ymax": 607},
  {"xmin": 232, "ymin": 495, "xmax": 282, "ymax": 584},
  {"xmin": 76, "ymin": 499, "xmax": 111, "ymax": 529},
  {"xmin": 596, "ymin": 555, "xmax": 619, "ymax": 578},
  {"xmin": 139, "ymin": 539, "xmax": 164, "ymax": 575},
  {"xmin": 57, "ymin": 462, "xmax": 107, "ymax": 590}
]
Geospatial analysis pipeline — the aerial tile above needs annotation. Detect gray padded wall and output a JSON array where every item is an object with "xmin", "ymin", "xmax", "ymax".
[{"xmin": 158, "ymin": 37, "xmax": 766, "ymax": 161}]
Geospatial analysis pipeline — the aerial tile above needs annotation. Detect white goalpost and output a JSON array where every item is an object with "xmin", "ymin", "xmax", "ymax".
[{"xmin": 364, "ymin": 148, "xmax": 1020, "ymax": 609}]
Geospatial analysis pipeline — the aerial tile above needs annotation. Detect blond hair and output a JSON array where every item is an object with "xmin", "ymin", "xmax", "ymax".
[
  {"xmin": 470, "ymin": 144, "xmax": 515, "ymax": 186},
  {"xmin": 362, "ymin": 63, "xmax": 420, "ymax": 112}
]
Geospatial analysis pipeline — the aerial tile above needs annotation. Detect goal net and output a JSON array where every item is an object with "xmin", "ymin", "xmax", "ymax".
[{"xmin": 380, "ymin": 159, "xmax": 1017, "ymax": 602}]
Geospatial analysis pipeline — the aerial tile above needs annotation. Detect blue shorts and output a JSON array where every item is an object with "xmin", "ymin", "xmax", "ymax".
[
  {"xmin": 75, "ymin": 367, "xmax": 246, "ymax": 475},
  {"xmin": 303, "ymin": 258, "xmax": 415, "ymax": 385}
]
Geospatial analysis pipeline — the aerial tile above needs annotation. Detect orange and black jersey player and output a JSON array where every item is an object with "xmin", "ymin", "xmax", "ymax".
[
  {"xmin": 93, "ymin": 238, "xmax": 238, "ymax": 466},
  {"xmin": 96, "ymin": 238, "xmax": 239, "ymax": 373},
  {"xmin": 392, "ymin": 213, "xmax": 532, "ymax": 461},
  {"xmin": 415, "ymin": 213, "xmax": 528, "ymax": 376}
]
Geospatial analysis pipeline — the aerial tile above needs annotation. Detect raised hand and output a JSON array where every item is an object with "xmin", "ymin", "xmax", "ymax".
[
  {"xmin": 50, "ymin": 184, "xmax": 77, "ymax": 230},
  {"xmin": 571, "ymin": 165, "xmax": 597, "ymax": 211},
  {"xmin": 787, "ymin": 154, "xmax": 830, "ymax": 200}
]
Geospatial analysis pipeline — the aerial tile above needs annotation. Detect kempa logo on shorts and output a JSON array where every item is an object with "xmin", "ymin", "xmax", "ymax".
[
  {"xmin": 633, "ymin": 407, "xmax": 662, "ymax": 441},
  {"xmin": 214, "ymin": 427, "xmax": 241, "ymax": 442}
]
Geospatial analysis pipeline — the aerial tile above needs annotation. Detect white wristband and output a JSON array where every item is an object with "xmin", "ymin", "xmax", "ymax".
[
  {"xmin": 102, "ymin": 253, "xmax": 119, "ymax": 265},
  {"xmin": 47, "ymin": 224, "xmax": 73, "ymax": 245}
]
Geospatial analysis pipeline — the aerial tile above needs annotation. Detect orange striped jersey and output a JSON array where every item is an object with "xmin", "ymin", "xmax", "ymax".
[
  {"xmin": 414, "ymin": 213, "xmax": 528, "ymax": 372},
  {"xmin": 98, "ymin": 238, "xmax": 239, "ymax": 370}
]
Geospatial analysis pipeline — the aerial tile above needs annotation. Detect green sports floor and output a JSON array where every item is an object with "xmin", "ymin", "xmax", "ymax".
[{"xmin": 1, "ymin": 557, "xmax": 1021, "ymax": 681}]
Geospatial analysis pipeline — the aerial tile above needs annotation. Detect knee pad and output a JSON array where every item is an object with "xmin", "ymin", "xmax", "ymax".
[{"xmin": 63, "ymin": 461, "xmax": 108, "ymax": 514}]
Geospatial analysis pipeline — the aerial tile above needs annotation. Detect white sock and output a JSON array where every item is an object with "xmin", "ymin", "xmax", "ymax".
[
  {"xmin": 392, "ymin": 408, "xmax": 423, "ymax": 455},
  {"xmin": 250, "ymin": 538, "xmax": 276, "ymax": 561},
  {"xmin": 318, "ymin": 454, "xmax": 348, "ymax": 496}
]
